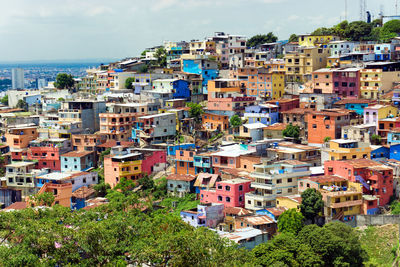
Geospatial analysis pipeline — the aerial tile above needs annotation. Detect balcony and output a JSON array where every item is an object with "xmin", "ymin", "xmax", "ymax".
[
  {"xmin": 251, "ymin": 182, "xmax": 274, "ymax": 190},
  {"xmin": 360, "ymin": 77, "xmax": 381, "ymax": 82},
  {"xmin": 360, "ymin": 86, "xmax": 379, "ymax": 91},
  {"xmin": 251, "ymin": 170, "xmax": 311, "ymax": 180},
  {"xmin": 329, "ymin": 199, "xmax": 363, "ymax": 209},
  {"xmin": 245, "ymin": 192, "xmax": 276, "ymax": 202}
]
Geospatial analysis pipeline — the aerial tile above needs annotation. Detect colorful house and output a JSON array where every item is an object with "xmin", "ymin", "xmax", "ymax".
[
  {"xmin": 333, "ymin": 98, "xmax": 372, "ymax": 115},
  {"xmin": 200, "ymin": 178, "xmax": 252, "ymax": 208},
  {"xmin": 325, "ymin": 159, "xmax": 394, "ymax": 206},
  {"xmin": 244, "ymin": 104, "xmax": 279, "ymax": 126},
  {"xmin": 133, "ymin": 113, "xmax": 176, "ymax": 144},
  {"xmin": 180, "ymin": 203, "xmax": 224, "ymax": 228},
  {"xmin": 166, "ymin": 174, "xmax": 196, "ymax": 197},
  {"xmin": 193, "ymin": 173, "xmax": 220, "ymax": 195},
  {"xmin": 363, "ymin": 104, "xmax": 398, "ymax": 134},
  {"xmin": 26, "ymin": 138, "xmax": 71, "ymax": 171},
  {"xmin": 5, "ymin": 126, "xmax": 38, "ymax": 150},
  {"xmin": 321, "ymin": 139, "xmax": 371, "ymax": 164},
  {"xmin": 202, "ymin": 113, "xmax": 229, "ymax": 131},
  {"xmin": 61, "ymin": 151, "xmax": 95, "ymax": 172}
]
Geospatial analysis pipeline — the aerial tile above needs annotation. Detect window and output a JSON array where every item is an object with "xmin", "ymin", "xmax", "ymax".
[
  {"xmin": 312, "ymin": 124, "xmax": 317, "ymax": 129},
  {"xmin": 179, "ymin": 162, "xmax": 184, "ymax": 167},
  {"xmin": 225, "ymin": 186, "xmax": 231, "ymax": 191},
  {"xmin": 288, "ymin": 178, "xmax": 292, "ymax": 183},
  {"xmin": 239, "ymin": 196, "xmax": 243, "ymax": 202},
  {"xmin": 217, "ymin": 185, "xmax": 222, "ymax": 190},
  {"xmin": 226, "ymin": 197, "xmax": 231, "ymax": 202}
]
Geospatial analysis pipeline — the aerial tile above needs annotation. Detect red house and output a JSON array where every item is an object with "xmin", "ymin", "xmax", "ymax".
[
  {"xmin": 200, "ymin": 178, "xmax": 252, "ymax": 208},
  {"xmin": 26, "ymin": 138, "xmax": 72, "ymax": 171},
  {"xmin": 324, "ymin": 159, "xmax": 393, "ymax": 206}
]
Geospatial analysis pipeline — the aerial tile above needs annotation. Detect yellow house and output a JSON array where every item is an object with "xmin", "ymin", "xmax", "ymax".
[
  {"xmin": 271, "ymin": 71, "xmax": 286, "ymax": 99},
  {"xmin": 284, "ymin": 47, "xmax": 330, "ymax": 82},
  {"xmin": 298, "ymin": 175, "xmax": 362, "ymax": 221},
  {"xmin": 360, "ymin": 69, "xmax": 400, "ymax": 99},
  {"xmin": 298, "ymin": 35, "xmax": 340, "ymax": 47},
  {"xmin": 276, "ymin": 195, "xmax": 302, "ymax": 210},
  {"xmin": 323, "ymin": 139, "xmax": 371, "ymax": 162}
]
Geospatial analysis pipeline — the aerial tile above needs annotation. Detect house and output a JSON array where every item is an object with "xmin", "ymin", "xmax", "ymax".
[
  {"xmin": 166, "ymin": 174, "xmax": 196, "ymax": 197},
  {"xmin": 5, "ymin": 126, "xmax": 38, "ymax": 150},
  {"xmin": 207, "ymin": 79, "xmax": 256, "ymax": 117},
  {"xmin": 265, "ymin": 142, "xmax": 321, "ymax": 166},
  {"xmin": 371, "ymin": 145, "xmax": 390, "ymax": 160},
  {"xmin": 234, "ymin": 215, "xmax": 277, "ymax": 239},
  {"xmin": 61, "ymin": 151, "xmax": 95, "ymax": 172},
  {"xmin": 281, "ymin": 108, "xmax": 312, "ymax": 139},
  {"xmin": 71, "ymin": 133, "xmax": 107, "ymax": 153},
  {"xmin": 360, "ymin": 63, "xmax": 400, "ymax": 99},
  {"xmin": 239, "ymin": 123, "xmax": 266, "ymax": 142},
  {"xmin": 35, "ymin": 171, "xmax": 98, "ymax": 192},
  {"xmin": 71, "ymin": 186, "xmax": 96, "ymax": 210},
  {"xmin": 173, "ymin": 148, "xmax": 197, "ymax": 175},
  {"xmin": 321, "ymin": 139, "xmax": 371, "ymax": 164},
  {"xmin": 59, "ymin": 100, "xmax": 106, "ymax": 132},
  {"xmin": 263, "ymin": 123, "xmax": 287, "ymax": 139},
  {"xmin": 104, "ymin": 148, "xmax": 142, "ymax": 188},
  {"xmin": 311, "ymin": 68, "xmax": 360, "ymax": 98},
  {"xmin": 193, "ymin": 152, "xmax": 214, "ymax": 174},
  {"xmin": 167, "ymin": 143, "xmax": 195, "ymax": 156},
  {"xmin": 265, "ymin": 98, "xmax": 300, "ymax": 113},
  {"xmin": 218, "ymin": 227, "xmax": 268, "ymax": 250},
  {"xmin": 284, "ymin": 46, "xmax": 330, "ymax": 82},
  {"xmin": 363, "ymin": 104, "xmax": 398, "ymax": 134},
  {"xmin": 276, "ymin": 195, "xmax": 302, "ymax": 210},
  {"xmin": 181, "ymin": 58, "xmax": 219, "ymax": 93},
  {"xmin": 307, "ymin": 109, "xmax": 357, "ymax": 145},
  {"xmin": 210, "ymin": 144, "xmax": 257, "ymax": 173},
  {"xmin": 193, "ymin": 173, "xmax": 220, "ymax": 195},
  {"xmin": 378, "ymin": 117, "xmax": 400, "ymax": 143},
  {"xmin": 255, "ymin": 206, "xmax": 288, "ymax": 221},
  {"xmin": 133, "ymin": 113, "xmax": 176, "ymax": 144},
  {"xmin": 26, "ymin": 138, "xmax": 71, "ymax": 171},
  {"xmin": 298, "ymin": 175, "xmax": 363, "ymax": 221},
  {"xmin": 341, "ymin": 124, "xmax": 376, "ymax": 143},
  {"xmin": 180, "ymin": 203, "xmax": 224, "ymax": 228},
  {"xmin": 244, "ymin": 104, "xmax": 279, "ymax": 126},
  {"xmin": 328, "ymin": 40, "xmax": 356, "ymax": 56},
  {"xmin": 333, "ymin": 98, "xmax": 372, "ymax": 115},
  {"xmin": 325, "ymin": 159, "xmax": 394, "ymax": 206},
  {"xmin": 200, "ymin": 178, "xmax": 252, "ymax": 208},
  {"xmin": 5, "ymin": 161, "xmax": 42, "ymax": 197},
  {"xmin": 299, "ymin": 93, "xmax": 338, "ymax": 111},
  {"xmin": 202, "ymin": 113, "xmax": 229, "ymax": 131},
  {"xmin": 245, "ymin": 160, "xmax": 311, "ymax": 210},
  {"xmin": 99, "ymin": 113, "xmax": 137, "ymax": 141},
  {"xmin": 298, "ymin": 34, "xmax": 340, "ymax": 47},
  {"xmin": 34, "ymin": 182, "xmax": 72, "ymax": 208}
]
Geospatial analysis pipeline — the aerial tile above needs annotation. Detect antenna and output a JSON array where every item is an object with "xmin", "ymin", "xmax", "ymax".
[
  {"xmin": 345, "ymin": 0, "xmax": 348, "ymax": 21},
  {"xmin": 397, "ymin": 0, "xmax": 399, "ymax": 16},
  {"xmin": 359, "ymin": 0, "xmax": 366, "ymax": 21}
]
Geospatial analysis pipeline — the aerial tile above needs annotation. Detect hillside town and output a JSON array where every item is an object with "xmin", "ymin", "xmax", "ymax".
[{"xmin": 3, "ymin": 18, "xmax": 400, "ymax": 265}]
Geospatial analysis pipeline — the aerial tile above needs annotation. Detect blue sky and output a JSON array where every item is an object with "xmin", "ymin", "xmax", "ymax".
[{"xmin": 0, "ymin": 0, "xmax": 398, "ymax": 61}]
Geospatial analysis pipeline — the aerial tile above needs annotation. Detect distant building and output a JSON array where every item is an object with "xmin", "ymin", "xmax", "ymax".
[{"xmin": 12, "ymin": 68, "xmax": 24, "ymax": 89}]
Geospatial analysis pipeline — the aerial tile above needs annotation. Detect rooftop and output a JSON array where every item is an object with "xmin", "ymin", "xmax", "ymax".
[
  {"xmin": 301, "ymin": 175, "xmax": 347, "ymax": 184},
  {"xmin": 166, "ymin": 174, "xmax": 196, "ymax": 182},
  {"xmin": 61, "ymin": 151, "xmax": 93, "ymax": 158}
]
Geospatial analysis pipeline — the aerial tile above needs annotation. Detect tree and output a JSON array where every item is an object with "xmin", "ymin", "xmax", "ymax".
[
  {"xmin": 288, "ymin": 34, "xmax": 298, "ymax": 42},
  {"xmin": 282, "ymin": 123, "xmax": 300, "ymax": 139},
  {"xmin": 247, "ymin": 32, "xmax": 278, "ymax": 48},
  {"xmin": 125, "ymin": 77, "xmax": 135, "ymax": 89},
  {"xmin": 252, "ymin": 222, "xmax": 367, "ymax": 267},
  {"xmin": 57, "ymin": 97, "xmax": 65, "ymax": 102},
  {"xmin": 382, "ymin": 19, "xmax": 400, "ymax": 34},
  {"xmin": 323, "ymin": 136, "xmax": 331, "ymax": 143},
  {"xmin": 371, "ymin": 134, "xmax": 382, "ymax": 145},
  {"xmin": 28, "ymin": 192, "xmax": 55, "ymax": 207},
  {"xmin": 54, "ymin": 73, "xmax": 74, "ymax": 89},
  {"xmin": 139, "ymin": 64, "xmax": 149, "ymax": 73},
  {"xmin": 114, "ymin": 177, "xmax": 136, "ymax": 194},
  {"xmin": 16, "ymin": 99, "xmax": 27, "ymax": 110},
  {"xmin": 186, "ymin": 102, "xmax": 204, "ymax": 123},
  {"xmin": 277, "ymin": 209, "xmax": 304, "ymax": 235},
  {"xmin": 94, "ymin": 182, "xmax": 111, "ymax": 197},
  {"xmin": 344, "ymin": 21, "xmax": 373, "ymax": 41},
  {"xmin": 0, "ymin": 95, "xmax": 8, "ymax": 105},
  {"xmin": 390, "ymin": 200, "xmax": 400, "ymax": 214},
  {"xmin": 300, "ymin": 188, "xmax": 324, "ymax": 224},
  {"xmin": 98, "ymin": 148, "xmax": 111, "ymax": 166},
  {"xmin": 311, "ymin": 27, "xmax": 335, "ymax": 36},
  {"xmin": 141, "ymin": 50, "xmax": 149, "ymax": 57},
  {"xmin": 154, "ymin": 47, "xmax": 167, "ymax": 67},
  {"xmin": 137, "ymin": 174, "xmax": 155, "ymax": 191},
  {"xmin": 230, "ymin": 115, "xmax": 242, "ymax": 128}
]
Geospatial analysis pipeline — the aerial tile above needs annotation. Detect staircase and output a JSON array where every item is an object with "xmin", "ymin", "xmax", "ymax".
[{"xmin": 355, "ymin": 175, "xmax": 370, "ymax": 190}]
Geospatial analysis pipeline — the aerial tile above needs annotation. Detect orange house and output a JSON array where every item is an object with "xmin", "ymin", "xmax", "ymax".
[
  {"xmin": 30, "ymin": 183, "xmax": 73, "ymax": 208},
  {"xmin": 5, "ymin": 126, "xmax": 38, "ymax": 149},
  {"xmin": 174, "ymin": 149, "xmax": 196, "ymax": 176},
  {"xmin": 202, "ymin": 113, "xmax": 229, "ymax": 131},
  {"xmin": 307, "ymin": 109, "xmax": 355, "ymax": 144}
]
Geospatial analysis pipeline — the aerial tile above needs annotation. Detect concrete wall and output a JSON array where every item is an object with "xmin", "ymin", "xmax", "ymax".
[{"xmin": 346, "ymin": 214, "xmax": 400, "ymax": 227}]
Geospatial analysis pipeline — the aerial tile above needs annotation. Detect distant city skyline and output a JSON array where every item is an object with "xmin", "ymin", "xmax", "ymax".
[{"xmin": 1, "ymin": 0, "xmax": 398, "ymax": 62}]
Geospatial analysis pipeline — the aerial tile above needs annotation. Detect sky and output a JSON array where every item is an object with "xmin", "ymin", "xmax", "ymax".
[{"xmin": 0, "ymin": 0, "xmax": 398, "ymax": 62}]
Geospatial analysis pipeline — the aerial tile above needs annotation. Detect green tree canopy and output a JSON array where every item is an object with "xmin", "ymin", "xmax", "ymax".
[
  {"xmin": 288, "ymin": 34, "xmax": 298, "ymax": 42},
  {"xmin": 230, "ymin": 115, "xmax": 242, "ymax": 128},
  {"xmin": 344, "ymin": 21, "xmax": 373, "ymax": 41},
  {"xmin": 247, "ymin": 32, "xmax": 278, "ymax": 48},
  {"xmin": 16, "ymin": 99, "xmax": 27, "ymax": 110},
  {"xmin": 371, "ymin": 134, "xmax": 382, "ymax": 145},
  {"xmin": 383, "ymin": 19, "xmax": 400, "ymax": 34},
  {"xmin": 300, "ymin": 188, "xmax": 324, "ymax": 223},
  {"xmin": 0, "ymin": 95, "xmax": 8, "ymax": 105},
  {"xmin": 125, "ymin": 77, "xmax": 135, "ymax": 89},
  {"xmin": 282, "ymin": 123, "xmax": 300, "ymax": 139},
  {"xmin": 277, "ymin": 209, "xmax": 304, "ymax": 235},
  {"xmin": 154, "ymin": 47, "xmax": 167, "ymax": 67},
  {"xmin": 252, "ymin": 222, "xmax": 367, "ymax": 266},
  {"xmin": 54, "ymin": 73, "xmax": 74, "ymax": 89},
  {"xmin": 186, "ymin": 102, "xmax": 204, "ymax": 123}
]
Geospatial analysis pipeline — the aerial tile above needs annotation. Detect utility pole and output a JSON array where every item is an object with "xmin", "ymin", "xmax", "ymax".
[{"xmin": 345, "ymin": 0, "xmax": 348, "ymax": 21}]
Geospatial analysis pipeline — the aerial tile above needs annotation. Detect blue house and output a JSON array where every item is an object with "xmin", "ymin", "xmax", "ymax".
[
  {"xmin": 182, "ymin": 59, "xmax": 219, "ymax": 94},
  {"xmin": 244, "ymin": 104, "xmax": 279, "ymax": 126},
  {"xmin": 374, "ymin": 44, "xmax": 392, "ymax": 61},
  {"xmin": 60, "ymin": 151, "xmax": 95, "ymax": 172},
  {"xmin": 172, "ymin": 80, "xmax": 191, "ymax": 99},
  {"xmin": 390, "ymin": 143, "xmax": 400, "ymax": 161},
  {"xmin": 167, "ymin": 143, "xmax": 196, "ymax": 156},
  {"xmin": 387, "ymin": 130, "xmax": 400, "ymax": 145},
  {"xmin": 371, "ymin": 145, "xmax": 390, "ymax": 160}
]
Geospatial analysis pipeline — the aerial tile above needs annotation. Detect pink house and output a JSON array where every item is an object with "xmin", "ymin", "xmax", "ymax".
[
  {"xmin": 200, "ymin": 178, "xmax": 252, "ymax": 208},
  {"xmin": 140, "ymin": 149, "xmax": 167, "ymax": 175},
  {"xmin": 211, "ymin": 144, "xmax": 256, "ymax": 173}
]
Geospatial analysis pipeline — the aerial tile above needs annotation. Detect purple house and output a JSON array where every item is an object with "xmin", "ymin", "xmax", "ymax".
[{"xmin": 332, "ymin": 68, "xmax": 360, "ymax": 98}]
